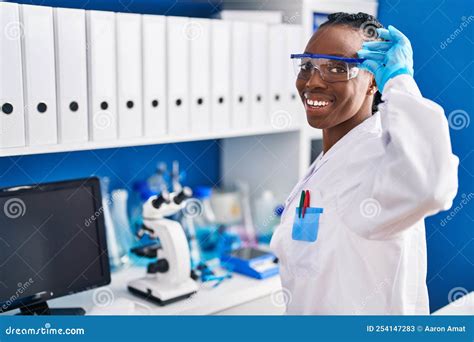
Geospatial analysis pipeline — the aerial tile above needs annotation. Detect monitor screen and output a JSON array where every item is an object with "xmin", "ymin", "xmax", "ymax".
[{"xmin": 0, "ymin": 177, "xmax": 110, "ymax": 313}]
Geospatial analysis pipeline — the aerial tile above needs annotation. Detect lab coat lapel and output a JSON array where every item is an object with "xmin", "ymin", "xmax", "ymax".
[{"xmin": 284, "ymin": 113, "xmax": 381, "ymax": 208}]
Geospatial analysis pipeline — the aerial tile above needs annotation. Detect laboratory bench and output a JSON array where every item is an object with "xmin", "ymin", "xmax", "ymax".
[{"xmin": 4, "ymin": 266, "xmax": 285, "ymax": 316}]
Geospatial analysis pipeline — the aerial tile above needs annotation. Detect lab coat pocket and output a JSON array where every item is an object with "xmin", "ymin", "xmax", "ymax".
[{"xmin": 292, "ymin": 207, "xmax": 323, "ymax": 242}]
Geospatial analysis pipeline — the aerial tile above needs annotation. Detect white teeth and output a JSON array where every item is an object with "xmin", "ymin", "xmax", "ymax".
[{"xmin": 306, "ymin": 98, "xmax": 330, "ymax": 107}]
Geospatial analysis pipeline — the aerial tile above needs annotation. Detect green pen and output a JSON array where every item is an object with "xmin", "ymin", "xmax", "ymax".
[{"xmin": 298, "ymin": 190, "xmax": 305, "ymax": 218}]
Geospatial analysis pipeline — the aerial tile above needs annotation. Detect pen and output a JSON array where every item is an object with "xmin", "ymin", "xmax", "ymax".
[
  {"xmin": 298, "ymin": 190, "xmax": 305, "ymax": 218},
  {"xmin": 302, "ymin": 190, "xmax": 310, "ymax": 218}
]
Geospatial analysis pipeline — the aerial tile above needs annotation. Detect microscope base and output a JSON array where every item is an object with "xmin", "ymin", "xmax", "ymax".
[{"xmin": 127, "ymin": 278, "xmax": 198, "ymax": 306}]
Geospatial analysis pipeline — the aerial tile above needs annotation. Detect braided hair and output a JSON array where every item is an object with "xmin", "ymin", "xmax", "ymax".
[{"xmin": 319, "ymin": 12, "xmax": 384, "ymax": 114}]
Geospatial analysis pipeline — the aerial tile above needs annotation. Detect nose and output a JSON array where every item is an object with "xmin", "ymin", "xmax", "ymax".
[{"xmin": 305, "ymin": 67, "xmax": 328, "ymax": 90}]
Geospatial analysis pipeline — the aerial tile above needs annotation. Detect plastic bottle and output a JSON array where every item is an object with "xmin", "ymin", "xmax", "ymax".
[
  {"xmin": 100, "ymin": 177, "xmax": 128, "ymax": 270},
  {"xmin": 110, "ymin": 189, "xmax": 135, "ymax": 264},
  {"xmin": 192, "ymin": 186, "xmax": 220, "ymax": 261},
  {"xmin": 253, "ymin": 190, "xmax": 282, "ymax": 243}
]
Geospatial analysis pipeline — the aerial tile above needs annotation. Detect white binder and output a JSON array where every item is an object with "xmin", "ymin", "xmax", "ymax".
[
  {"xmin": 116, "ymin": 13, "xmax": 143, "ymax": 139},
  {"xmin": 0, "ymin": 2, "xmax": 25, "ymax": 148},
  {"xmin": 189, "ymin": 18, "xmax": 211, "ymax": 134},
  {"xmin": 166, "ymin": 16, "xmax": 190, "ymax": 135},
  {"xmin": 249, "ymin": 22, "xmax": 268, "ymax": 129},
  {"xmin": 86, "ymin": 10, "xmax": 117, "ymax": 141},
  {"xmin": 230, "ymin": 21, "xmax": 250, "ymax": 130},
  {"xmin": 21, "ymin": 4, "xmax": 58, "ymax": 146},
  {"xmin": 284, "ymin": 24, "xmax": 304, "ymax": 127},
  {"xmin": 267, "ymin": 24, "xmax": 286, "ymax": 129},
  {"xmin": 210, "ymin": 20, "xmax": 231, "ymax": 132},
  {"xmin": 142, "ymin": 15, "xmax": 167, "ymax": 138},
  {"xmin": 54, "ymin": 7, "xmax": 88, "ymax": 144}
]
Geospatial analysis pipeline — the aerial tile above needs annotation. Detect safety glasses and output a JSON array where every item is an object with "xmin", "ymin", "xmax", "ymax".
[{"xmin": 291, "ymin": 54, "xmax": 365, "ymax": 83}]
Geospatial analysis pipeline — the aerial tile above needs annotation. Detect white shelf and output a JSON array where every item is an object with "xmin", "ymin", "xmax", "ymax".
[{"xmin": 0, "ymin": 125, "xmax": 302, "ymax": 158}]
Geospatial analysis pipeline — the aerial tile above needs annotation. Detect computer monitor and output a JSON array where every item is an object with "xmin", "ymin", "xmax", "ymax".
[{"xmin": 0, "ymin": 177, "xmax": 110, "ymax": 315}]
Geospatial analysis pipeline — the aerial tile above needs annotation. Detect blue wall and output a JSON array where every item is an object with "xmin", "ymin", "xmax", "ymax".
[
  {"xmin": 378, "ymin": 0, "xmax": 474, "ymax": 312},
  {"xmin": 0, "ymin": 141, "xmax": 221, "ymax": 194}
]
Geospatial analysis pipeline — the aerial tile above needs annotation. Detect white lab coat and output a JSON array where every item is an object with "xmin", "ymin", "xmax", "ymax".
[{"xmin": 270, "ymin": 75, "xmax": 459, "ymax": 315}]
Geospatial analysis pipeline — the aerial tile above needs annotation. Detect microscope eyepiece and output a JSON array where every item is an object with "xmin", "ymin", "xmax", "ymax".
[
  {"xmin": 152, "ymin": 192, "xmax": 170, "ymax": 209},
  {"xmin": 173, "ymin": 187, "xmax": 192, "ymax": 205}
]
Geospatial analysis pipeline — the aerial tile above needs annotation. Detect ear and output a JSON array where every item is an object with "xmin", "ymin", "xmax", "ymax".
[{"xmin": 366, "ymin": 75, "xmax": 378, "ymax": 95}]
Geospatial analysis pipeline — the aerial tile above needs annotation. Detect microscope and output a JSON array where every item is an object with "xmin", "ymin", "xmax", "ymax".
[{"xmin": 127, "ymin": 187, "xmax": 199, "ymax": 305}]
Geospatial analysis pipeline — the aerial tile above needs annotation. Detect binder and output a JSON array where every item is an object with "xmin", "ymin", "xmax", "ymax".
[
  {"xmin": 284, "ymin": 24, "xmax": 304, "ymax": 127},
  {"xmin": 210, "ymin": 20, "xmax": 231, "ymax": 132},
  {"xmin": 0, "ymin": 2, "xmax": 25, "ymax": 148},
  {"xmin": 54, "ymin": 7, "xmax": 88, "ymax": 144},
  {"xmin": 86, "ymin": 10, "xmax": 117, "ymax": 141},
  {"xmin": 21, "ymin": 4, "xmax": 58, "ymax": 146},
  {"xmin": 267, "ymin": 24, "xmax": 286, "ymax": 129},
  {"xmin": 142, "ymin": 15, "xmax": 167, "ymax": 138},
  {"xmin": 116, "ymin": 13, "xmax": 143, "ymax": 139},
  {"xmin": 249, "ymin": 22, "xmax": 268, "ymax": 129},
  {"xmin": 189, "ymin": 18, "xmax": 211, "ymax": 134},
  {"xmin": 230, "ymin": 21, "xmax": 250, "ymax": 130},
  {"xmin": 166, "ymin": 16, "xmax": 190, "ymax": 135}
]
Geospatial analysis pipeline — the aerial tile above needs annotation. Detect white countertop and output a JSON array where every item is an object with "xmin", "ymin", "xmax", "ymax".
[{"xmin": 5, "ymin": 265, "xmax": 283, "ymax": 315}]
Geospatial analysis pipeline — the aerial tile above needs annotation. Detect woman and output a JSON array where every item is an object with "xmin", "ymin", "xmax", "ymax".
[{"xmin": 270, "ymin": 12, "xmax": 459, "ymax": 315}]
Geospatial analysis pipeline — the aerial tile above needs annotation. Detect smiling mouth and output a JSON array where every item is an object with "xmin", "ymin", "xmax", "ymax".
[
  {"xmin": 303, "ymin": 93, "xmax": 334, "ymax": 109},
  {"xmin": 305, "ymin": 98, "xmax": 331, "ymax": 108}
]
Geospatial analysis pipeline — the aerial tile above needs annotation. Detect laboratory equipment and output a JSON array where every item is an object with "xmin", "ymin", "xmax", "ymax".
[
  {"xmin": 358, "ymin": 26, "xmax": 414, "ymax": 92},
  {"xmin": 235, "ymin": 181, "xmax": 257, "ymax": 245},
  {"xmin": 221, "ymin": 247, "xmax": 279, "ymax": 279},
  {"xmin": 127, "ymin": 187, "xmax": 199, "ymax": 305},
  {"xmin": 291, "ymin": 53, "xmax": 364, "ymax": 82},
  {"xmin": 0, "ymin": 177, "xmax": 110, "ymax": 315},
  {"xmin": 147, "ymin": 162, "xmax": 168, "ymax": 194},
  {"xmin": 193, "ymin": 186, "xmax": 220, "ymax": 258},
  {"xmin": 171, "ymin": 160, "xmax": 182, "ymax": 193},
  {"xmin": 210, "ymin": 190, "xmax": 242, "ymax": 225},
  {"xmin": 181, "ymin": 205, "xmax": 203, "ymax": 270},
  {"xmin": 110, "ymin": 189, "xmax": 135, "ymax": 263},
  {"xmin": 101, "ymin": 177, "xmax": 128, "ymax": 269},
  {"xmin": 253, "ymin": 190, "xmax": 281, "ymax": 241}
]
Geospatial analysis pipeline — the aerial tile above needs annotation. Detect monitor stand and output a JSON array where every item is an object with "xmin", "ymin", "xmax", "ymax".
[{"xmin": 17, "ymin": 301, "xmax": 85, "ymax": 316}]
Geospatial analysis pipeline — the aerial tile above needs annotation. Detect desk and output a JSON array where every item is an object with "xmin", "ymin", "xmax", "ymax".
[{"xmin": 5, "ymin": 266, "xmax": 284, "ymax": 315}]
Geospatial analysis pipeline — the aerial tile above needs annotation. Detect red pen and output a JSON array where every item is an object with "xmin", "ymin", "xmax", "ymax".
[{"xmin": 302, "ymin": 190, "xmax": 310, "ymax": 218}]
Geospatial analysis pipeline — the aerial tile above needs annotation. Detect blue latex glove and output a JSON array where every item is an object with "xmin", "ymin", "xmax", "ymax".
[{"xmin": 357, "ymin": 25, "xmax": 414, "ymax": 93}]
